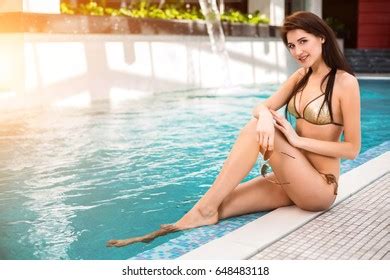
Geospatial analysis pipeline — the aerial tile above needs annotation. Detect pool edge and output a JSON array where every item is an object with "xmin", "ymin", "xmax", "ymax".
[{"xmin": 356, "ymin": 74, "xmax": 390, "ymax": 80}]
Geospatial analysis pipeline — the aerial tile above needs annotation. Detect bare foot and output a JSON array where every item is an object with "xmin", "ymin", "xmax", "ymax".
[
  {"xmin": 106, "ymin": 224, "xmax": 179, "ymax": 248},
  {"xmin": 106, "ymin": 207, "xmax": 219, "ymax": 248},
  {"xmin": 173, "ymin": 206, "xmax": 219, "ymax": 230}
]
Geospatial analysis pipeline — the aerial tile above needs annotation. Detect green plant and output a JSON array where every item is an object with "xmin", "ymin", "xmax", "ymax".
[
  {"xmin": 79, "ymin": 1, "xmax": 105, "ymax": 16},
  {"xmin": 59, "ymin": 1, "xmax": 270, "ymax": 25},
  {"xmin": 60, "ymin": 2, "xmax": 75, "ymax": 15},
  {"xmin": 220, "ymin": 10, "xmax": 269, "ymax": 24}
]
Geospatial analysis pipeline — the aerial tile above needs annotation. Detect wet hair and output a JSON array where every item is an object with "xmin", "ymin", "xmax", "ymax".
[{"xmin": 281, "ymin": 11, "xmax": 354, "ymax": 123}]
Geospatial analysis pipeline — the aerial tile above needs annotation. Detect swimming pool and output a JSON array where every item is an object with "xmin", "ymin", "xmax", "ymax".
[{"xmin": 0, "ymin": 79, "xmax": 388, "ymax": 260}]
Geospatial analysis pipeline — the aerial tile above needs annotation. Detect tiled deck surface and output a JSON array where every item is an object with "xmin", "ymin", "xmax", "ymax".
[{"xmin": 251, "ymin": 173, "xmax": 390, "ymax": 260}]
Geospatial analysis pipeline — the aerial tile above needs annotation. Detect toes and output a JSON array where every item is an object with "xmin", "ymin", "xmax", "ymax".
[
  {"xmin": 106, "ymin": 239, "xmax": 128, "ymax": 247},
  {"xmin": 106, "ymin": 225, "xmax": 180, "ymax": 248},
  {"xmin": 106, "ymin": 240, "xmax": 118, "ymax": 247}
]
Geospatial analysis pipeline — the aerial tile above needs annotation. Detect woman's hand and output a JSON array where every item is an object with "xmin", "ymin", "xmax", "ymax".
[
  {"xmin": 270, "ymin": 109, "xmax": 301, "ymax": 147},
  {"xmin": 256, "ymin": 110, "xmax": 275, "ymax": 153}
]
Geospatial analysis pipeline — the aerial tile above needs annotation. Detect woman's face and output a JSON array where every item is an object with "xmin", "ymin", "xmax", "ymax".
[{"xmin": 286, "ymin": 29, "xmax": 324, "ymax": 68}]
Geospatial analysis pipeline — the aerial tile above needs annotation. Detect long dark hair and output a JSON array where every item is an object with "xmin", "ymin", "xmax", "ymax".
[{"xmin": 281, "ymin": 11, "xmax": 354, "ymax": 122}]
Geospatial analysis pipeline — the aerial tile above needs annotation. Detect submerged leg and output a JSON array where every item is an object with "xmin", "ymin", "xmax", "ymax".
[
  {"xmin": 106, "ymin": 120, "xmax": 338, "ymax": 247},
  {"xmin": 106, "ymin": 224, "xmax": 178, "ymax": 247}
]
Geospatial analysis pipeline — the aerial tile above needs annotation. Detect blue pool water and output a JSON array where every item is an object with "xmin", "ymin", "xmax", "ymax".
[{"xmin": 0, "ymin": 79, "xmax": 388, "ymax": 260}]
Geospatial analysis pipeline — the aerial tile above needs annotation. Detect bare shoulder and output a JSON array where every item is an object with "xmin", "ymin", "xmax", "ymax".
[
  {"xmin": 290, "ymin": 67, "xmax": 307, "ymax": 82},
  {"xmin": 336, "ymin": 70, "xmax": 359, "ymax": 89},
  {"xmin": 335, "ymin": 70, "xmax": 360, "ymax": 100},
  {"xmin": 296, "ymin": 67, "xmax": 308, "ymax": 77},
  {"xmin": 281, "ymin": 67, "xmax": 307, "ymax": 86}
]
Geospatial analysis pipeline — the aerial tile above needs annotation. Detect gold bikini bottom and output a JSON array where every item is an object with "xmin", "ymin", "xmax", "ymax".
[{"xmin": 319, "ymin": 173, "xmax": 339, "ymax": 195}]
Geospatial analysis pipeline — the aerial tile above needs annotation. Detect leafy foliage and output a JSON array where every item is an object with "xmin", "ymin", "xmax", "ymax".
[{"xmin": 60, "ymin": 1, "xmax": 270, "ymax": 25}]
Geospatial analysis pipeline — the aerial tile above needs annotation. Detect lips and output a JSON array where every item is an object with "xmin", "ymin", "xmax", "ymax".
[{"xmin": 298, "ymin": 55, "xmax": 309, "ymax": 63}]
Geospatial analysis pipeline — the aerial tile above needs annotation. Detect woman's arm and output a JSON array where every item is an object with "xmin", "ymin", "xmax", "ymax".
[
  {"xmin": 252, "ymin": 68, "xmax": 304, "ymax": 152},
  {"xmin": 296, "ymin": 137, "xmax": 360, "ymax": 160},
  {"xmin": 271, "ymin": 73, "xmax": 361, "ymax": 160}
]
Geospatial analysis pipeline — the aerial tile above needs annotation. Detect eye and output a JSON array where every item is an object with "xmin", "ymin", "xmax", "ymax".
[
  {"xmin": 288, "ymin": 44, "xmax": 295, "ymax": 49},
  {"xmin": 299, "ymin": 39, "xmax": 307, "ymax": 44}
]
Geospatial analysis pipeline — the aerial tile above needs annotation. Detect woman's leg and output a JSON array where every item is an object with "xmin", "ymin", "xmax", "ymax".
[
  {"xmin": 265, "ymin": 128, "xmax": 337, "ymax": 211},
  {"xmin": 218, "ymin": 174, "xmax": 294, "ymax": 219},
  {"xmin": 107, "ymin": 118, "xmax": 336, "ymax": 247},
  {"xmin": 218, "ymin": 130, "xmax": 338, "ymax": 219},
  {"xmin": 173, "ymin": 118, "xmax": 266, "ymax": 229},
  {"xmin": 175, "ymin": 118, "xmax": 336, "ymax": 228},
  {"xmin": 106, "ymin": 175, "xmax": 293, "ymax": 247}
]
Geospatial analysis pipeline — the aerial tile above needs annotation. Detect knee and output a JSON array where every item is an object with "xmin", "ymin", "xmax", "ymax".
[{"xmin": 240, "ymin": 118, "xmax": 257, "ymax": 136}]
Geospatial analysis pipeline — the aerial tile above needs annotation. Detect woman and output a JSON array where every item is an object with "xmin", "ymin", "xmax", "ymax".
[{"xmin": 107, "ymin": 11, "xmax": 361, "ymax": 247}]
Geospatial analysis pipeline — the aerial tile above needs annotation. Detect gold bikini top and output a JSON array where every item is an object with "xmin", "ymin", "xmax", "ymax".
[{"xmin": 287, "ymin": 93, "xmax": 343, "ymax": 126}]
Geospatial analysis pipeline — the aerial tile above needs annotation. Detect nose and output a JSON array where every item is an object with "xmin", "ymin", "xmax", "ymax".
[{"xmin": 294, "ymin": 46, "xmax": 303, "ymax": 56}]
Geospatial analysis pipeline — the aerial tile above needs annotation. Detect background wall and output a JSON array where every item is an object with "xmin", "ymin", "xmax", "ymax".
[
  {"xmin": 0, "ymin": 34, "xmax": 296, "ymax": 111},
  {"xmin": 358, "ymin": 0, "xmax": 390, "ymax": 48}
]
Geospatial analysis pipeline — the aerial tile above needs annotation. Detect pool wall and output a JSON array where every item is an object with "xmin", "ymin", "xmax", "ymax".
[{"xmin": 0, "ymin": 34, "xmax": 297, "ymax": 111}]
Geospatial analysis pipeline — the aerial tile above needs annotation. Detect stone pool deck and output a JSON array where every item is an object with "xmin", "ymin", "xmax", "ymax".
[
  {"xmin": 179, "ymin": 151, "xmax": 390, "ymax": 260},
  {"xmin": 251, "ymin": 172, "xmax": 389, "ymax": 260}
]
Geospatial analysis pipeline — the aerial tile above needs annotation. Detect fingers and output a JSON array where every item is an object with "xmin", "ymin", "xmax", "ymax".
[
  {"xmin": 261, "ymin": 134, "xmax": 268, "ymax": 151},
  {"xmin": 269, "ymin": 109, "xmax": 279, "ymax": 116},
  {"xmin": 274, "ymin": 123, "xmax": 287, "ymax": 136},
  {"xmin": 257, "ymin": 129, "xmax": 271, "ymax": 152},
  {"xmin": 270, "ymin": 110, "xmax": 288, "ymax": 130},
  {"xmin": 259, "ymin": 132, "xmax": 264, "ymax": 147},
  {"xmin": 256, "ymin": 114, "xmax": 275, "ymax": 152},
  {"xmin": 270, "ymin": 109, "xmax": 285, "ymax": 123},
  {"xmin": 268, "ymin": 131, "xmax": 274, "ymax": 151},
  {"xmin": 262, "ymin": 134, "xmax": 273, "ymax": 152},
  {"xmin": 274, "ymin": 122, "xmax": 282, "ymax": 131},
  {"xmin": 256, "ymin": 122, "xmax": 265, "ymax": 149}
]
